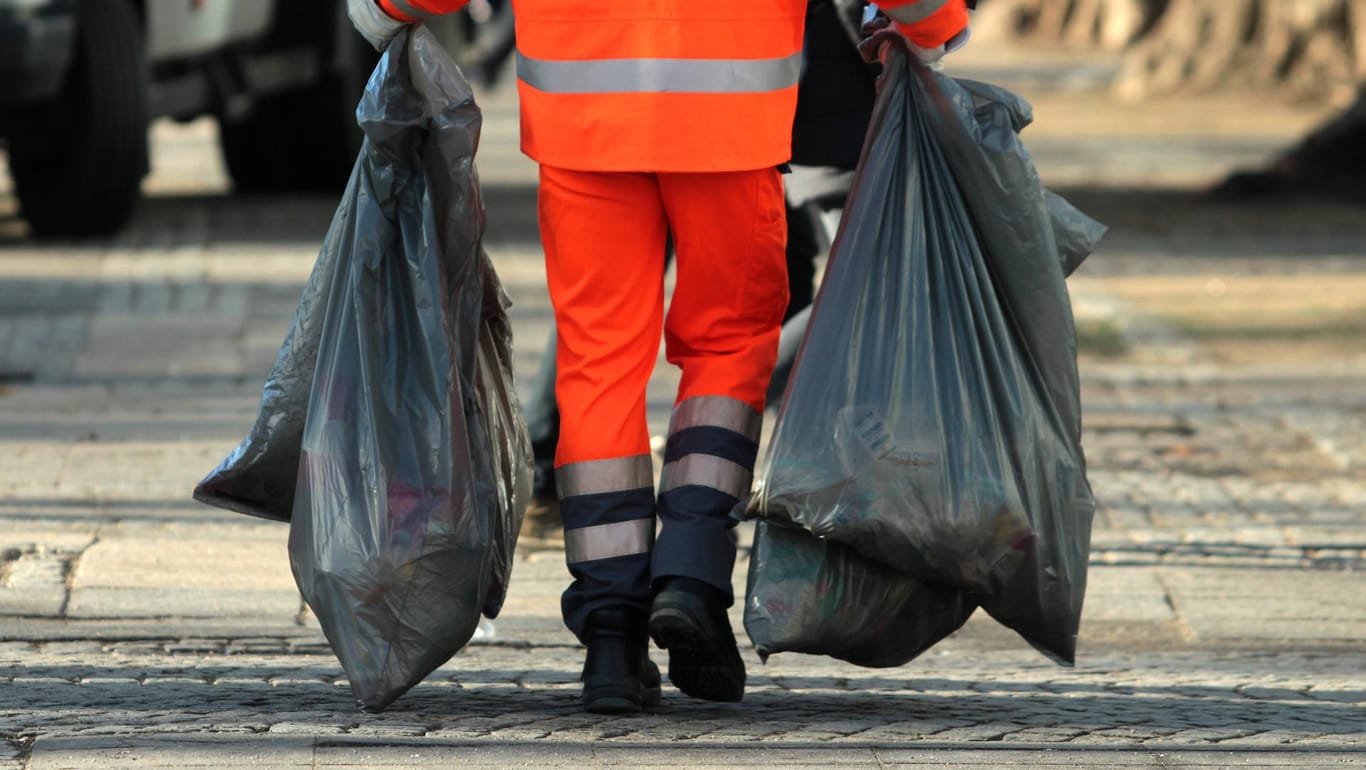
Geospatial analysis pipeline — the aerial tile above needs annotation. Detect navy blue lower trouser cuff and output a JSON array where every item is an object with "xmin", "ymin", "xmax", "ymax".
[
  {"xmin": 652, "ymin": 485, "xmax": 741, "ymax": 606},
  {"xmin": 558, "ymin": 486, "xmax": 656, "ymax": 641},
  {"xmin": 560, "ymin": 552, "xmax": 653, "ymax": 642}
]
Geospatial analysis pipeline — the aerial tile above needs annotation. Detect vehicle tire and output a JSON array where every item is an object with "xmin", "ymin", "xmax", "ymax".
[
  {"xmin": 220, "ymin": 21, "xmax": 377, "ymax": 193},
  {"xmin": 9, "ymin": 0, "xmax": 148, "ymax": 237}
]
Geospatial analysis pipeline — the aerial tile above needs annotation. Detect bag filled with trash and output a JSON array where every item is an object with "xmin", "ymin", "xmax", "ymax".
[
  {"xmin": 745, "ymin": 520, "xmax": 975, "ymax": 667},
  {"xmin": 194, "ymin": 27, "xmax": 532, "ymax": 710},
  {"xmin": 745, "ymin": 40, "xmax": 1103, "ymax": 666}
]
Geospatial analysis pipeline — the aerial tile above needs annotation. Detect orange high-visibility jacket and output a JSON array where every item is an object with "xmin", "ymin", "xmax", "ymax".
[{"xmin": 379, "ymin": 0, "xmax": 968, "ymax": 172}]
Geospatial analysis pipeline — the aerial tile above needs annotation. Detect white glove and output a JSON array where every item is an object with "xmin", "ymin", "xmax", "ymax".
[
  {"xmin": 349, "ymin": 0, "xmax": 405, "ymax": 51},
  {"xmin": 908, "ymin": 26, "xmax": 970, "ymax": 69}
]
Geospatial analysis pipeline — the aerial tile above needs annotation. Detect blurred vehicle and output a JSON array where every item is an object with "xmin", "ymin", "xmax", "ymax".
[{"xmin": 0, "ymin": 0, "xmax": 378, "ymax": 237}]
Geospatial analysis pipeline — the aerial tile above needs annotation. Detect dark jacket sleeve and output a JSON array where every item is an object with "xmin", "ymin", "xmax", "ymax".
[{"xmin": 789, "ymin": 0, "xmax": 878, "ymax": 170}]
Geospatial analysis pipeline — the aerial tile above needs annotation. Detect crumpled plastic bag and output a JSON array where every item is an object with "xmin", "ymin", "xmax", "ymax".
[
  {"xmin": 745, "ymin": 521, "xmax": 973, "ymax": 667},
  {"xmin": 745, "ymin": 43, "xmax": 1103, "ymax": 666},
  {"xmin": 193, "ymin": 27, "xmax": 531, "ymax": 710}
]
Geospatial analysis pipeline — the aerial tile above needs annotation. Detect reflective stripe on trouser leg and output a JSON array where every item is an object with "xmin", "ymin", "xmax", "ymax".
[
  {"xmin": 652, "ymin": 396, "xmax": 763, "ymax": 605},
  {"xmin": 557, "ymin": 455, "xmax": 657, "ymax": 642},
  {"xmin": 539, "ymin": 167, "xmax": 668, "ymax": 639},
  {"xmin": 648, "ymin": 169, "xmax": 786, "ymax": 603}
]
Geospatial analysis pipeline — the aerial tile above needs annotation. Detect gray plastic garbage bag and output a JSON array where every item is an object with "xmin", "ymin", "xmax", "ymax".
[
  {"xmin": 193, "ymin": 27, "xmax": 532, "ymax": 710},
  {"xmin": 745, "ymin": 43, "xmax": 1102, "ymax": 665},
  {"xmin": 745, "ymin": 521, "xmax": 973, "ymax": 667}
]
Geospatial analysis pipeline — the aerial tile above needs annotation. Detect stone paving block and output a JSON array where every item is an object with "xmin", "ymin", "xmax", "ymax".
[
  {"xmin": 0, "ymin": 584, "xmax": 63, "ymax": 619},
  {"xmin": 1303, "ymin": 685, "xmax": 1366, "ymax": 704},
  {"xmin": 925, "ymin": 724, "xmax": 1029, "ymax": 742},
  {"xmin": 0, "ymin": 440, "xmax": 69, "ymax": 491},
  {"xmin": 315, "ymin": 741, "xmax": 598, "ymax": 767},
  {"xmin": 93, "ymin": 284, "xmax": 133, "ymax": 315},
  {"xmin": 73, "ymin": 316, "xmax": 243, "ymax": 380},
  {"xmin": 0, "ymin": 617, "xmax": 311, "ymax": 641},
  {"xmin": 1292, "ymin": 735, "xmax": 1366, "ymax": 747},
  {"xmin": 55, "ymin": 442, "xmax": 229, "ymax": 500},
  {"xmin": 875, "ymin": 748, "xmax": 1163, "ymax": 766},
  {"xmin": 268, "ymin": 722, "xmax": 345, "ymax": 735},
  {"xmin": 1159, "ymin": 568, "xmax": 1366, "ymax": 640},
  {"xmin": 1225, "ymin": 528, "xmax": 1294, "ymax": 548},
  {"xmin": 130, "ymin": 281, "xmax": 174, "ymax": 315},
  {"xmin": 28, "ymin": 735, "xmax": 313, "ymax": 769},
  {"xmin": 8, "ymin": 317, "xmax": 54, "ymax": 360},
  {"xmin": 1238, "ymin": 686, "xmax": 1313, "ymax": 701},
  {"xmin": 1087, "ymin": 528, "xmax": 1135, "ymax": 549},
  {"xmin": 882, "ymin": 749, "xmax": 1365, "ymax": 767},
  {"xmin": 66, "ymin": 587, "xmax": 298, "ymax": 621},
  {"xmin": 999, "ymin": 727, "xmax": 1089, "ymax": 743},
  {"xmin": 72, "ymin": 529, "xmax": 291, "ymax": 591},
  {"xmin": 208, "ymin": 284, "xmax": 250, "ymax": 316},
  {"xmin": 597, "ymin": 746, "xmax": 882, "ymax": 766},
  {"xmin": 1079, "ymin": 567, "xmax": 1174, "ymax": 623},
  {"xmin": 0, "ymin": 530, "xmax": 96, "ymax": 552},
  {"xmin": 0, "ymin": 380, "xmax": 111, "ymax": 408},
  {"xmin": 0, "ymin": 553, "xmax": 66, "ymax": 617},
  {"xmin": 1282, "ymin": 526, "xmax": 1366, "ymax": 547},
  {"xmin": 1158, "ymin": 750, "xmax": 1366, "ymax": 765},
  {"xmin": 1162, "ymin": 727, "xmax": 1257, "ymax": 742}
]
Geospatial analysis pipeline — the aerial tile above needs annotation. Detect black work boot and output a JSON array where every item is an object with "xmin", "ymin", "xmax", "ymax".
[
  {"xmin": 581, "ymin": 607, "xmax": 662, "ymax": 714},
  {"xmin": 648, "ymin": 576, "xmax": 746, "ymax": 702}
]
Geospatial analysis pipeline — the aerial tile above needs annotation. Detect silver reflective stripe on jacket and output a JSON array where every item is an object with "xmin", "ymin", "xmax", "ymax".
[
  {"xmin": 565, "ymin": 518, "xmax": 655, "ymax": 564},
  {"xmin": 659, "ymin": 454, "xmax": 754, "ymax": 500},
  {"xmin": 668, "ymin": 396, "xmax": 763, "ymax": 443},
  {"xmin": 516, "ymin": 52, "xmax": 803, "ymax": 95},
  {"xmin": 384, "ymin": 0, "xmax": 434, "ymax": 19},
  {"xmin": 557, "ymin": 454, "xmax": 654, "ymax": 499},
  {"xmin": 881, "ymin": 0, "xmax": 952, "ymax": 24}
]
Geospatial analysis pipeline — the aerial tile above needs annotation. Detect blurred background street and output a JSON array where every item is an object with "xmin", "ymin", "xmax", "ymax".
[{"xmin": 1, "ymin": 4, "xmax": 1364, "ymax": 768}]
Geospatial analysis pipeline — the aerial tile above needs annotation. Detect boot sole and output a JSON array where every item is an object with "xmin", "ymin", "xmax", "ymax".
[
  {"xmin": 582, "ymin": 681, "xmax": 661, "ymax": 714},
  {"xmin": 648, "ymin": 603, "xmax": 745, "ymax": 702},
  {"xmin": 583, "ymin": 692, "xmax": 641, "ymax": 714}
]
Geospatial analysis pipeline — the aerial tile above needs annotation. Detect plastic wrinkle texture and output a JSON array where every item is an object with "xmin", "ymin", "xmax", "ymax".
[
  {"xmin": 193, "ymin": 28, "xmax": 532, "ymax": 712},
  {"xmin": 744, "ymin": 41, "xmax": 1105, "ymax": 668}
]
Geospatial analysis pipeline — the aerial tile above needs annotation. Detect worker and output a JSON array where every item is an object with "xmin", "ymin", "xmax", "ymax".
[
  {"xmin": 517, "ymin": 0, "xmax": 885, "ymax": 545},
  {"xmin": 349, "ymin": 0, "xmax": 971, "ymax": 714}
]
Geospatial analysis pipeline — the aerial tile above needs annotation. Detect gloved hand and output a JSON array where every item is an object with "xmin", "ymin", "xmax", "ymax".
[
  {"xmin": 859, "ymin": 5, "xmax": 970, "ymax": 67},
  {"xmin": 349, "ymin": 0, "xmax": 405, "ymax": 51}
]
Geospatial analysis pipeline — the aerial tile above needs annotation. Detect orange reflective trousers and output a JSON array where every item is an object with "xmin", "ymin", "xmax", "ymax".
[
  {"xmin": 541, "ymin": 166, "xmax": 788, "ymax": 465},
  {"xmin": 538, "ymin": 166, "xmax": 787, "ymax": 635}
]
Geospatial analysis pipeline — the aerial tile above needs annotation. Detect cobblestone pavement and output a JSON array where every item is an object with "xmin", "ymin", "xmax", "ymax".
[{"xmin": 1, "ymin": 49, "xmax": 1364, "ymax": 768}]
